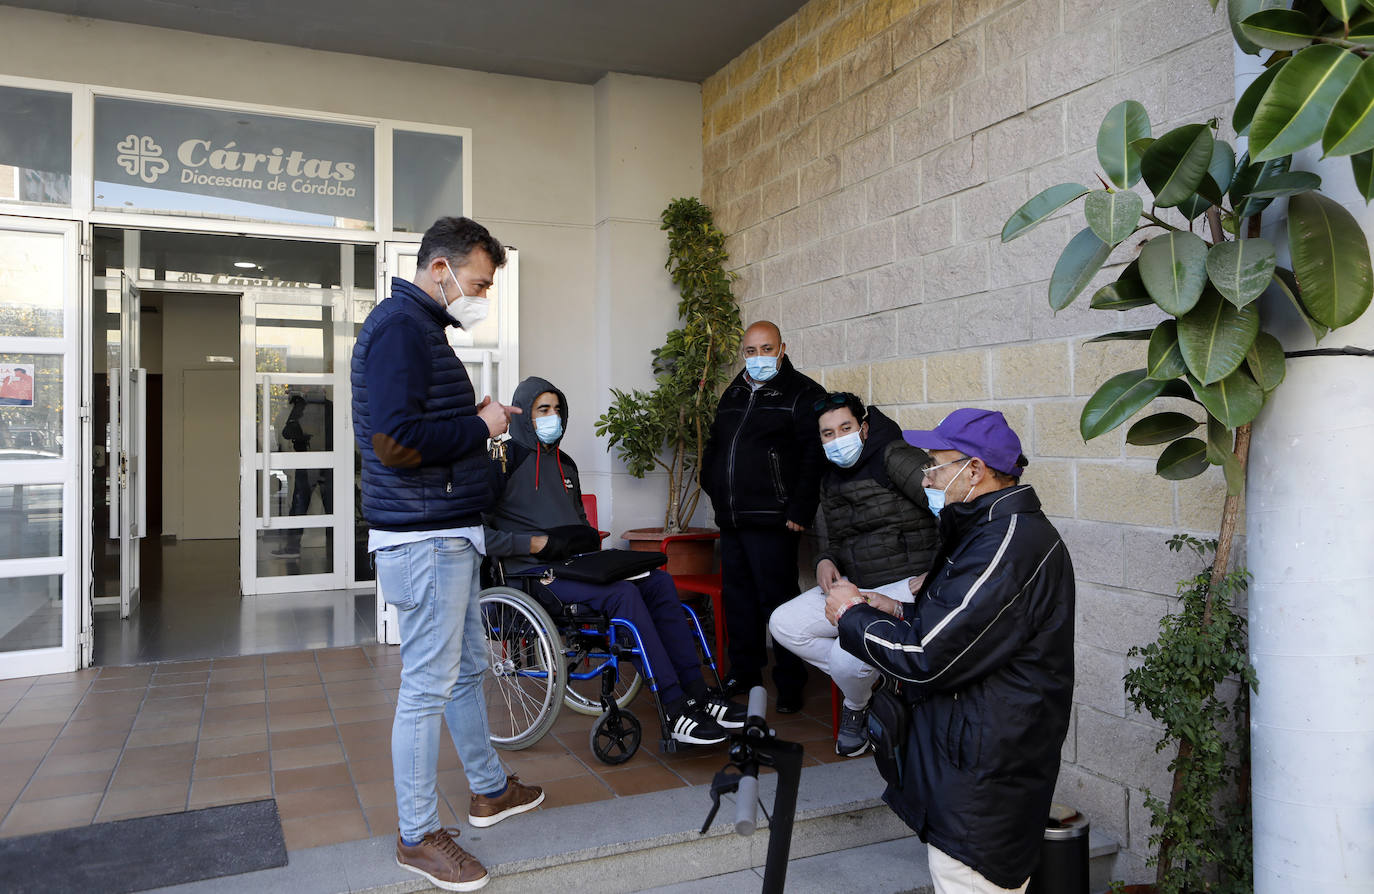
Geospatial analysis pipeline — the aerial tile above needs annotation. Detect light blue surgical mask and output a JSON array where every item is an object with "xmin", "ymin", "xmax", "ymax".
[
  {"xmin": 924, "ymin": 459, "xmax": 973, "ymax": 515},
  {"xmin": 533, "ymin": 415, "xmax": 563, "ymax": 445},
  {"xmin": 824, "ymin": 431, "xmax": 864, "ymax": 468},
  {"xmin": 745, "ymin": 355, "xmax": 779, "ymax": 382}
]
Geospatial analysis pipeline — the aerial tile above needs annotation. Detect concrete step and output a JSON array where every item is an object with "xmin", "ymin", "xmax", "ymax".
[{"xmin": 161, "ymin": 758, "xmax": 1121, "ymax": 894}]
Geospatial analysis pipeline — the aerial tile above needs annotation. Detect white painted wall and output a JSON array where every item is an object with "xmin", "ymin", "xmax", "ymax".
[{"xmin": 0, "ymin": 6, "xmax": 705, "ymax": 543}]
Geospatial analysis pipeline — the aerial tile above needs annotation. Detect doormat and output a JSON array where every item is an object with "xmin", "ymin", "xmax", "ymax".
[{"xmin": 0, "ymin": 799, "xmax": 288, "ymax": 894}]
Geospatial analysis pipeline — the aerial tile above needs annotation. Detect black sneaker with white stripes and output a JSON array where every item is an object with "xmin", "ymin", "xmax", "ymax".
[
  {"xmin": 669, "ymin": 708, "xmax": 729, "ymax": 745},
  {"xmin": 699, "ymin": 695, "xmax": 747, "ymax": 730}
]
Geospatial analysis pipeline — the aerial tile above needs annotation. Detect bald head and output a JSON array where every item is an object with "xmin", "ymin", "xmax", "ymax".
[{"xmin": 741, "ymin": 320, "xmax": 785, "ymax": 383}]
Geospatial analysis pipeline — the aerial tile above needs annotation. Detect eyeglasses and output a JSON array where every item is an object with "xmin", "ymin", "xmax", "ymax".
[
  {"xmin": 920, "ymin": 456, "xmax": 972, "ymax": 477},
  {"xmin": 812, "ymin": 393, "xmax": 850, "ymax": 413}
]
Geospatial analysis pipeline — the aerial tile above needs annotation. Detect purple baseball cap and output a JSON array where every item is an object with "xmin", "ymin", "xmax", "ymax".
[{"xmin": 903, "ymin": 408, "xmax": 1028, "ymax": 477}]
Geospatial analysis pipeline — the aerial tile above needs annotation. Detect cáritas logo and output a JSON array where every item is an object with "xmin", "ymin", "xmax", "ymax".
[{"xmin": 115, "ymin": 134, "xmax": 169, "ymax": 184}]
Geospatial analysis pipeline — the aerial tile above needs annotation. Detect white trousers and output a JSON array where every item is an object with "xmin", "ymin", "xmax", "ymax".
[
  {"xmin": 767, "ymin": 577, "xmax": 915, "ymax": 710},
  {"xmin": 928, "ymin": 845, "xmax": 1029, "ymax": 894}
]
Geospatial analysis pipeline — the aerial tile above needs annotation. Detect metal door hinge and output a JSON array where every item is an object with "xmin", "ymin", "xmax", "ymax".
[
  {"xmin": 79, "ymin": 239, "xmax": 91, "ymax": 262},
  {"xmin": 79, "ymin": 400, "xmax": 91, "ymax": 422}
]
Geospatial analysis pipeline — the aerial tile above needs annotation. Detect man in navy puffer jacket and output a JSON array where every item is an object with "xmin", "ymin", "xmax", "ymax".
[{"xmin": 353, "ymin": 217, "xmax": 542, "ymax": 893}]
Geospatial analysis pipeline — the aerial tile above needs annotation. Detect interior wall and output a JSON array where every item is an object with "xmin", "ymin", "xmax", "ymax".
[
  {"xmin": 699, "ymin": 0, "xmax": 1234, "ymax": 882},
  {"xmin": 0, "ymin": 6, "xmax": 705, "ymax": 543},
  {"xmin": 159, "ymin": 292, "xmax": 239, "ymax": 539}
]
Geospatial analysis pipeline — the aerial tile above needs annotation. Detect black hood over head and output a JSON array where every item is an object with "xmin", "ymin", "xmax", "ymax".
[{"xmin": 508, "ymin": 376, "xmax": 568, "ymax": 451}]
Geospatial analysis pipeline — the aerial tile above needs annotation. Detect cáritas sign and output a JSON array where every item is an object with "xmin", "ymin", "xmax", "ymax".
[{"xmin": 94, "ymin": 97, "xmax": 374, "ymax": 224}]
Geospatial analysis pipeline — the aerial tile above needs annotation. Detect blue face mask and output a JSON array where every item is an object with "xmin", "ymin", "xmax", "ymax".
[
  {"xmin": 925, "ymin": 459, "xmax": 973, "ymax": 516},
  {"xmin": 533, "ymin": 415, "xmax": 563, "ymax": 445},
  {"xmin": 744, "ymin": 355, "xmax": 779, "ymax": 382},
  {"xmin": 823, "ymin": 431, "xmax": 863, "ymax": 468}
]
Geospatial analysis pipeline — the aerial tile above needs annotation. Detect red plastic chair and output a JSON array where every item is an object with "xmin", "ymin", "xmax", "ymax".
[
  {"xmin": 656, "ymin": 531, "xmax": 728, "ymax": 666},
  {"xmin": 580, "ymin": 494, "xmax": 610, "ymax": 542}
]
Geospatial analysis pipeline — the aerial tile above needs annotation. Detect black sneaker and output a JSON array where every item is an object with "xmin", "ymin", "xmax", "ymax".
[
  {"xmin": 670, "ymin": 708, "xmax": 729, "ymax": 745},
  {"xmin": 700, "ymin": 695, "xmax": 747, "ymax": 730},
  {"xmin": 836, "ymin": 706, "xmax": 870, "ymax": 757},
  {"xmin": 718, "ymin": 674, "xmax": 761, "ymax": 699},
  {"xmin": 775, "ymin": 690, "xmax": 804, "ymax": 714}
]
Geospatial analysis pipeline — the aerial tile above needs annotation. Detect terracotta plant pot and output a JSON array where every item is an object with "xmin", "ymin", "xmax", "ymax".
[{"xmin": 621, "ymin": 526, "xmax": 717, "ymax": 575}]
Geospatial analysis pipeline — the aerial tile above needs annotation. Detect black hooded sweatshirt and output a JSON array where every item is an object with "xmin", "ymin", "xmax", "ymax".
[{"xmin": 484, "ymin": 376, "xmax": 590, "ymax": 572}]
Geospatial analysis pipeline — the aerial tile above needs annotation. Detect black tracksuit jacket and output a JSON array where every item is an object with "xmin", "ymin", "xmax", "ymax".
[{"xmin": 837, "ymin": 484, "xmax": 1075, "ymax": 888}]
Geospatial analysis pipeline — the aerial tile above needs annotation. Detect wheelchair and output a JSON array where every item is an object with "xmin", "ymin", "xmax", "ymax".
[{"xmin": 478, "ymin": 559, "xmax": 724, "ymax": 765}]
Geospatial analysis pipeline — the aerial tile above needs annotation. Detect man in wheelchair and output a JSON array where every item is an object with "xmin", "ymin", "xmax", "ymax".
[{"xmin": 485, "ymin": 376, "xmax": 746, "ymax": 745}]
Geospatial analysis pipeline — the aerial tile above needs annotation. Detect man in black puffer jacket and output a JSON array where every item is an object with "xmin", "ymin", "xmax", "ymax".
[
  {"xmin": 700, "ymin": 321, "xmax": 824, "ymax": 710},
  {"xmin": 828, "ymin": 409, "xmax": 1074, "ymax": 893},
  {"xmin": 769, "ymin": 392, "xmax": 939, "ymax": 757}
]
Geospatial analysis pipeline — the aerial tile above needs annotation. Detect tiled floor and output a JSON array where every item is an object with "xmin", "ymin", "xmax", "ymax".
[{"xmin": 0, "ymin": 646, "xmax": 847, "ymax": 852}]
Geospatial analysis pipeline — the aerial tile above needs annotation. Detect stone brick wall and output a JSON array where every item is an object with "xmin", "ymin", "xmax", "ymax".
[{"xmin": 701, "ymin": 0, "xmax": 1237, "ymax": 881}]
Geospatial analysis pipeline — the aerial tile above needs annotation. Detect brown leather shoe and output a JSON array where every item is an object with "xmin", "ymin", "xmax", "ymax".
[
  {"xmin": 395, "ymin": 827, "xmax": 488, "ymax": 892},
  {"xmin": 467, "ymin": 774, "xmax": 545, "ymax": 828}
]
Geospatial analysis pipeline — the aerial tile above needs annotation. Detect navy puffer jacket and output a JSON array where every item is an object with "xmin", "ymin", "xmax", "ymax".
[{"xmin": 351, "ymin": 278, "xmax": 499, "ymax": 531}]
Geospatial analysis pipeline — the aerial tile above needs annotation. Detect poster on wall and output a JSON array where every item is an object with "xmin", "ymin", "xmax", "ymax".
[
  {"xmin": 0, "ymin": 363, "xmax": 35, "ymax": 407},
  {"xmin": 93, "ymin": 96, "xmax": 375, "ymax": 227}
]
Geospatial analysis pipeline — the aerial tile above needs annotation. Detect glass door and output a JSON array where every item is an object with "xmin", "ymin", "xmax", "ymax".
[
  {"xmin": 241, "ymin": 287, "xmax": 348, "ymax": 595},
  {"xmin": 108, "ymin": 272, "xmax": 145, "ymax": 618},
  {"xmin": 0, "ymin": 216, "xmax": 82, "ymax": 678}
]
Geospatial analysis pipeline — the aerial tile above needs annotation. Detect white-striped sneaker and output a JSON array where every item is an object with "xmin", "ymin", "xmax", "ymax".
[{"xmin": 670, "ymin": 709, "xmax": 729, "ymax": 745}]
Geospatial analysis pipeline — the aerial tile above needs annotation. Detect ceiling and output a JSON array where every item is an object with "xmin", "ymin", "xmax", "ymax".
[{"xmin": 2, "ymin": 0, "xmax": 808, "ymax": 84}]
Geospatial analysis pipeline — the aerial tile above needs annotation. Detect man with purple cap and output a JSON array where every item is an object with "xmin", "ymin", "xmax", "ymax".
[{"xmin": 825, "ymin": 408, "xmax": 1074, "ymax": 893}]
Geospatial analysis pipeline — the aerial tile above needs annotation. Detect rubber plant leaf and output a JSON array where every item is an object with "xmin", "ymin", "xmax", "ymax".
[
  {"xmin": 1249, "ymin": 44, "xmax": 1361, "ymax": 162},
  {"xmin": 1238, "ymin": 8, "xmax": 1321, "ymax": 49},
  {"xmin": 1318, "ymin": 0, "xmax": 1361, "ymax": 22},
  {"xmin": 1090, "ymin": 261, "xmax": 1155, "ymax": 311},
  {"xmin": 1231, "ymin": 152, "xmax": 1292, "ymax": 219},
  {"xmin": 1002, "ymin": 183, "xmax": 1090, "ymax": 242},
  {"xmin": 1085, "ymin": 329, "xmax": 1154, "ymax": 342},
  {"xmin": 1156, "ymin": 437, "xmax": 1211, "ymax": 480},
  {"xmin": 1231, "ymin": 0, "xmax": 1299, "ymax": 54},
  {"xmin": 1271, "ymin": 266, "xmax": 1331, "ymax": 343},
  {"xmin": 1049, "ymin": 227, "xmax": 1112, "ymax": 311},
  {"xmin": 1241, "ymin": 170, "xmax": 1322, "ymax": 198},
  {"xmin": 1147, "ymin": 320, "xmax": 1189, "ymax": 381},
  {"xmin": 1127, "ymin": 412, "xmax": 1202, "ymax": 446},
  {"xmin": 1177, "ymin": 142, "xmax": 1236, "ymax": 219},
  {"xmin": 1324, "ymin": 54, "xmax": 1374, "ymax": 156},
  {"xmin": 1206, "ymin": 237, "xmax": 1278, "ymax": 308},
  {"xmin": 1080, "ymin": 369, "xmax": 1167, "ymax": 441},
  {"xmin": 1288, "ymin": 191, "xmax": 1374, "ymax": 328},
  {"xmin": 1141, "ymin": 124, "xmax": 1215, "ymax": 207},
  {"xmin": 1139, "ymin": 231, "xmax": 1210, "ymax": 315},
  {"xmin": 1097, "ymin": 100, "xmax": 1152, "ymax": 189},
  {"xmin": 1246, "ymin": 331, "xmax": 1288, "ymax": 391},
  {"xmin": 1177, "ymin": 287, "xmax": 1262, "ymax": 385},
  {"xmin": 1234, "ymin": 58, "xmax": 1287, "ymax": 134},
  {"xmin": 1190, "ymin": 368, "xmax": 1266, "ymax": 427},
  {"xmin": 1352, "ymin": 148, "xmax": 1374, "ymax": 200},
  {"xmin": 1206, "ymin": 416, "xmax": 1246, "ymax": 496},
  {"xmin": 1084, "ymin": 189, "xmax": 1144, "ymax": 245}
]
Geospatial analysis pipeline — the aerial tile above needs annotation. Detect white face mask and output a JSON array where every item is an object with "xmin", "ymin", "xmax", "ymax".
[{"xmin": 440, "ymin": 262, "xmax": 490, "ymax": 330}]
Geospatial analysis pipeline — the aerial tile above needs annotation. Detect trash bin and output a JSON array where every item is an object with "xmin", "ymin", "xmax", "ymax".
[{"xmin": 1026, "ymin": 803, "xmax": 1089, "ymax": 894}]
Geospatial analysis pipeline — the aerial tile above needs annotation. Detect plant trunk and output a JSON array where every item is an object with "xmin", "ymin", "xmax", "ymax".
[{"xmin": 1154, "ymin": 422, "xmax": 1252, "ymax": 887}]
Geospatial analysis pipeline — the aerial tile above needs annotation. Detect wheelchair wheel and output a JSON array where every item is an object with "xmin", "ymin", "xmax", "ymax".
[
  {"xmin": 563, "ymin": 651, "xmax": 644, "ymax": 716},
  {"xmin": 590, "ymin": 708, "xmax": 642, "ymax": 765},
  {"xmin": 480, "ymin": 587, "xmax": 566, "ymax": 750}
]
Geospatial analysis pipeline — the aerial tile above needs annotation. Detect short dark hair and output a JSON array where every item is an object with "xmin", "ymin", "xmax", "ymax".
[
  {"xmin": 416, "ymin": 216, "xmax": 507, "ymax": 271},
  {"xmin": 815, "ymin": 391, "xmax": 866, "ymax": 425}
]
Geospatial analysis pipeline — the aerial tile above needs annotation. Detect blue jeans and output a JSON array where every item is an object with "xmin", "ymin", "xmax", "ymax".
[{"xmin": 376, "ymin": 537, "xmax": 507, "ymax": 841}]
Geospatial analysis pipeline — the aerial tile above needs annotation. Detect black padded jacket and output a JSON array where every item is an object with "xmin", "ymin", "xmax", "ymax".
[
  {"xmin": 836, "ymin": 485, "xmax": 1075, "ymax": 889},
  {"xmin": 700, "ymin": 356, "xmax": 825, "ymax": 529},
  {"xmin": 815, "ymin": 407, "xmax": 939, "ymax": 588}
]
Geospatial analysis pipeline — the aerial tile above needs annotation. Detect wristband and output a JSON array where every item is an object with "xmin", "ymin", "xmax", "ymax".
[{"xmin": 835, "ymin": 598, "xmax": 865, "ymax": 621}]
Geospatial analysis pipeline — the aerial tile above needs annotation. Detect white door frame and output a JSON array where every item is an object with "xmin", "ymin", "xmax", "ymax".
[{"xmin": 0, "ymin": 215, "xmax": 83, "ymax": 679}]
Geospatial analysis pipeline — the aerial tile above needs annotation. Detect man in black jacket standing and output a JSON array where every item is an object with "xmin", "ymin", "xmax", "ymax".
[
  {"xmin": 827, "ymin": 409, "xmax": 1074, "ymax": 893},
  {"xmin": 701, "ymin": 321, "xmax": 824, "ymax": 711}
]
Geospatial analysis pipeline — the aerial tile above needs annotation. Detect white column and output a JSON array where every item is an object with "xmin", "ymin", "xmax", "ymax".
[{"xmin": 1240, "ymin": 45, "xmax": 1374, "ymax": 894}]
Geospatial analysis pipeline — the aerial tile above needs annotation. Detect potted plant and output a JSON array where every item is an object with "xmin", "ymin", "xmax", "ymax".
[
  {"xmin": 1002, "ymin": 2, "xmax": 1374, "ymax": 889},
  {"xmin": 595, "ymin": 197, "xmax": 742, "ymax": 568}
]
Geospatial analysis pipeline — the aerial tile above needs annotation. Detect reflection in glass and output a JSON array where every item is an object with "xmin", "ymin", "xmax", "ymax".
[
  {"xmin": 257, "ymin": 528, "xmax": 333, "ymax": 577},
  {"xmin": 256, "ymin": 383, "xmax": 334, "ymax": 453},
  {"xmin": 0, "ymin": 484, "xmax": 61, "ymax": 560},
  {"xmin": 258, "ymin": 469, "xmax": 333, "ymax": 518},
  {"xmin": 0, "ymin": 574, "xmax": 61, "ymax": 652},
  {"xmin": 0, "ymin": 230, "xmax": 64, "ymax": 338},
  {"xmin": 393, "ymin": 130, "xmax": 464, "ymax": 234},
  {"xmin": 0, "ymin": 86, "xmax": 72, "ymax": 206},
  {"xmin": 256, "ymin": 306, "xmax": 333, "ymax": 374},
  {"xmin": 136, "ymin": 230, "xmax": 346, "ymax": 288},
  {"xmin": 0, "ymin": 354, "xmax": 62, "ymax": 458}
]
